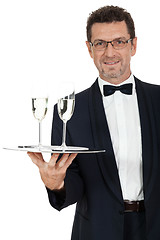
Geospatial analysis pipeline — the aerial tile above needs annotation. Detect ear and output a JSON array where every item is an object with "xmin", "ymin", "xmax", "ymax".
[
  {"xmin": 86, "ymin": 41, "xmax": 93, "ymax": 58},
  {"xmin": 131, "ymin": 37, "xmax": 137, "ymax": 57}
]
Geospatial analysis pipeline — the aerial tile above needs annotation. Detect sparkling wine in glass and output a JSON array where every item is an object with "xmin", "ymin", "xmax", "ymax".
[
  {"xmin": 31, "ymin": 84, "xmax": 48, "ymax": 149},
  {"xmin": 32, "ymin": 97, "xmax": 48, "ymax": 148},
  {"xmin": 57, "ymin": 82, "xmax": 75, "ymax": 150}
]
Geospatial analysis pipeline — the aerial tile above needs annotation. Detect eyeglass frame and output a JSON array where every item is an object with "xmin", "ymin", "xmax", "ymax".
[{"xmin": 89, "ymin": 38, "xmax": 133, "ymax": 51}]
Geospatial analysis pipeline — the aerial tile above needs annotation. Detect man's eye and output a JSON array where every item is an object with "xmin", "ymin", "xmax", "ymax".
[
  {"xmin": 96, "ymin": 41, "xmax": 104, "ymax": 46},
  {"xmin": 116, "ymin": 40, "xmax": 124, "ymax": 45}
]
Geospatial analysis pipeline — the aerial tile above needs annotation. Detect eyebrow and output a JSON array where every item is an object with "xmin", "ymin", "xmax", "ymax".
[{"xmin": 94, "ymin": 37, "xmax": 127, "ymax": 42}]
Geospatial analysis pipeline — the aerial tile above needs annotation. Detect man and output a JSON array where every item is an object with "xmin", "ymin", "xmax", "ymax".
[{"xmin": 28, "ymin": 6, "xmax": 160, "ymax": 240}]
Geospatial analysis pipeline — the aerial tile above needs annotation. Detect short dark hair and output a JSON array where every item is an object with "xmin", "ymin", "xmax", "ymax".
[{"xmin": 86, "ymin": 6, "xmax": 135, "ymax": 42}]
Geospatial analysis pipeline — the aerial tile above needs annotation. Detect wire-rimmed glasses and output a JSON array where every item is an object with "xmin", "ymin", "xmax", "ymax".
[{"xmin": 90, "ymin": 38, "xmax": 133, "ymax": 51}]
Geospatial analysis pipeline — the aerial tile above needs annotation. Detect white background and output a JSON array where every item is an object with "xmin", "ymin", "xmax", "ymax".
[{"xmin": 0, "ymin": 0, "xmax": 159, "ymax": 239}]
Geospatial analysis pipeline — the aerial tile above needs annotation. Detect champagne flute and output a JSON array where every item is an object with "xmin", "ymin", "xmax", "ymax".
[
  {"xmin": 57, "ymin": 82, "xmax": 75, "ymax": 151},
  {"xmin": 32, "ymin": 97, "xmax": 48, "ymax": 148},
  {"xmin": 31, "ymin": 83, "xmax": 48, "ymax": 149}
]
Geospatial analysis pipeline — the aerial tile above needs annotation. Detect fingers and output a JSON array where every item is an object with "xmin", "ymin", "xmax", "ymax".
[
  {"xmin": 49, "ymin": 153, "xmax": 60, "ymax": 167},
  {"xmin": 28, "ymin": 151, "xmax": 77, "ymax": 171},
  {"xmin": 57, "ymin": 153, "xmax": 78, "ymax": 169},
  {"xmin": 65, "ymin": 153, "xmax": 78, "ymax": 167},
  {"xmin": 27, "ymin": 152, "xmax": 44, "ymax": 167}
]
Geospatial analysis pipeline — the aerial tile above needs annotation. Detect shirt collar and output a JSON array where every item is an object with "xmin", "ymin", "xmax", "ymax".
[{"xmin": 98, "ymin": 74, "xmax": 136, "ymax": 97}]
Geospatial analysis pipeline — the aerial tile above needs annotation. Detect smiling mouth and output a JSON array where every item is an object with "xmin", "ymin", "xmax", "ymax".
[{"xmin": 104, "ymin": 60, "xmax": 120, "ymax": 65}]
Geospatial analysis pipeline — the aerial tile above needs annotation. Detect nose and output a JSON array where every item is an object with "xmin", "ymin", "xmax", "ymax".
[{"xmin": 104, "ymin": 43, "xmax": 116, "ymax": 57}]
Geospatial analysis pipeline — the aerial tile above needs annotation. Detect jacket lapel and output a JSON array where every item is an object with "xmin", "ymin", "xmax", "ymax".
[
  {"xmin": 89, "ymin": 79, "xmax": 123, "ymax": 202},
  {"xmin": 135, "ymin": 77, "xmax": 158, "ymax": 202}
]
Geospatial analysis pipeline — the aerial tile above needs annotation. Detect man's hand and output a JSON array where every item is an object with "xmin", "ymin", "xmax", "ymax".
[{"xmin": 27, "ymin": 152, "xmax": 77, "ymax": 190}]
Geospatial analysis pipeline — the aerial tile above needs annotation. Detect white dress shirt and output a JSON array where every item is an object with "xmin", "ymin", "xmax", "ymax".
[{"xmin": 98, "ymin": 74, "xmax": 144, "ymax": 201}]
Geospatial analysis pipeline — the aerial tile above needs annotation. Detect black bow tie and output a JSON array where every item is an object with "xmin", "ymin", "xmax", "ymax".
[{"xmin": 103, "ymin": 83, "xmax": 133, "ymax": 96}]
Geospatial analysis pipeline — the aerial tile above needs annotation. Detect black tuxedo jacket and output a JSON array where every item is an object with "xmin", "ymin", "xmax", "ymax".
[{"xmin": 47, "ymin": 77, "xmax": 160, "ymax": 240}]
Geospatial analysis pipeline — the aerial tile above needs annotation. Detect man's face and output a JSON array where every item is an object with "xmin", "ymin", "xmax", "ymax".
[{"xmin": 86, "ymin": 21, "xmax": 137, "ymax": 84}]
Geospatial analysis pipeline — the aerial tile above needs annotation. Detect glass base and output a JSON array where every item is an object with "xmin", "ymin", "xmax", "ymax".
[{"xmin": 43, "ymin": 145, "xmax": 89, "ymax": 151}]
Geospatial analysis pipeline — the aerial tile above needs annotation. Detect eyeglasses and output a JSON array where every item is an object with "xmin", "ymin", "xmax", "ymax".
[{"xmin": 90, "ymin": 38, "xmax": 133, "ymax": 51}]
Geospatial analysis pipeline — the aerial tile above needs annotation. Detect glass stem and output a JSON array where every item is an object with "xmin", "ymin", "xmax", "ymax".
[
  {"xmin": 38, "ymin": 121, "xmax": 42, "ymax": 148},
  {"xmin": 62, "ymin": 120, "xmax": 67, "ymax": 149}
]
